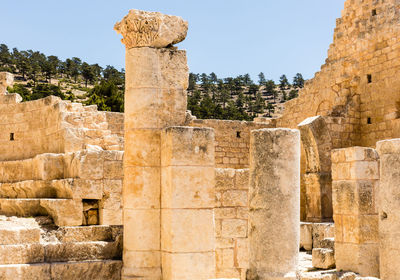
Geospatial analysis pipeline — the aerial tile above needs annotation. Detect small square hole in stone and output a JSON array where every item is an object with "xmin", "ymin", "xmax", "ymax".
[
  {"xmin": 367, "ymin": 74, "xmax": 372, "ymax": 83},
  {"xmin": 367, "ymin": 117, "xmax": 372, "ymax": 124},
  {"xmin": 10, "ymin": 133, "xmax": 14, "ymax": 141},
  {"xmin": 372, "ymin": 9, "xmax": 377, "ymax": 16},
  {"xmin": 236, "ymin": 131, "xmax": 241, "ymax": 138}
]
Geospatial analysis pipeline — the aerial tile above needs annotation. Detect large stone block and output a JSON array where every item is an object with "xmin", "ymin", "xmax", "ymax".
[
  {"xmin": 161, "ymin": 209, "xmax": 214, "ymax": 252},
  {"xmin": 0, "ymin": 244, "xmax": 44, "ymax": 264},
  {"xmin": 0, "ymin": 263, "xmax": 51, "ymax": 280},
  {"xmin": 161, "ymin": 166, "xmax": 214, "ymax": 209},
  {"xmin": 33, "ymin": 153, "xmax": 65, "ymax": 180},
  {"xmin": 312, "ymin": 248, "xmax": 335, "ymax": 269},
  {"xmin": 162, "ymin": 252, "xmax": 215, "ymax": 280},
  {"xmin": 123, "ymin": 209, "xmax": 160, "ymax": 251},
  {"xmin": 300, "ymin": 222, "xmax": 313, "ymax": 251},
  {"xmin": 124, "ymin": 129, "xmax": 161, "ymax": 167},
  {"xmin": 40, "ymin": 199, "xmax": 83, "ymax": 226},
  {"xmin": 123, "ymin": 250, "xmax": 161, "ymax": 269},
  {"xmin": 215, "ymin": 168, "xmax": 235, "ymax": 190},
  {"xmin": 161, "ymin": 126, "xmax": 214, "ymax": 167},
  {"xmin": 50, "ymin": 260, "xmax": 122, "ymax": 280},
  {"xmin": 221, "ymin": 219, "xmax": 247, "ymax": 238},
  {"xmin": 123, "ymin": 166, "xmax": 160, "ymax": 209}
]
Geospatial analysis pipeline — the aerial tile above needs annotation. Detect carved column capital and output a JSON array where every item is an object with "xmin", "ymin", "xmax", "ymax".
[{"xmin": 114, "ymin": 10, "xmax": 188, "ymax": 49}]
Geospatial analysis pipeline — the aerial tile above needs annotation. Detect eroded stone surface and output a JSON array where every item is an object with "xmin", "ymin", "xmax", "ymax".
[{"xmin": 114, "ymin": 9, "xmax": 188, "ymax": 48}]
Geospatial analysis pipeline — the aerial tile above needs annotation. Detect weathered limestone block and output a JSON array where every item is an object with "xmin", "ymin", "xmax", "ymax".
[
  {"xmin": 40, "ymin": 199, "xmax": 83, "ymax": 226},
  {"xmin": 376, "ymin": 138, "xmax": 400, "ymax": 280},
  {"xmin": 300, "ymin": 222, "xmax": 313, "ymax": 251},
  {"xmin": 0, "ymin": 93, "xmax": 22, "ymax": 104},
  {"xmin": 0, "ymin": 72, "xmax": 14, "ymax": 95},
  {"xmin": 67, "ymin": 150, "xmax": 105, "ymax": 180},
  {"xmin": 312, "ymin": 223, "xmax": 334, "ymax": 249},
  {"xmin": 0, "ymin": 263, "xmax": 51, "ymax": 280},
  {"xmin": 0, "ymin": 224, "xmax": 40, "ymax": 245},
  {"xmin": 50, "ymin": 260, "xmax": 122, "ymax": 280},
  {"xmin": 43, "ymin": 241, "xmax": 120, "ymax": 262},
  {"xmin": 162, "ymin": 252, "xmax": 215, "ymax": 280},
  {"xmin": 248, "ymin": 128, "xmax": 300, "ymax": 280},
  {"xmin": 55, "ymin": 225, "xmax": 120, "ymax": 242},
  {"xmin": 312, "ymin": 248, "xmax": 335, "ymax": 269},
  {"xmin": 124, "ymin": 49, "xmax": 188, "ymax": 129},
  {"xmin": 0, "ymin": 244, "xmax": 44, "ymax": 264},
  {"xmin": 298, "ymin": 116, "xmax": 333, "ymax": 222},
  {"xmin": 161, "ymin": 209, "xmax": 215, "ymax": 252},
  {"xmin": 298, "ymin": 116, "xmax": 332, "ymax": 173},
  {"xmin": 114, "ymin": 9, "xmax": 188, "ymax": 49},
  {"xmin": 0, "ymin": 198, "xmax": 45, "ymax": 216},
  {"xmin": 32, "ymin": 154, "xmax": 65, "ymax": 180}
]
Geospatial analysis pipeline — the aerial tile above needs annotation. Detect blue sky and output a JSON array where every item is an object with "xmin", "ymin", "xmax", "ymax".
[{"xmin": 0, "ymin": 0, "xmax": 344, "ymax": 82}]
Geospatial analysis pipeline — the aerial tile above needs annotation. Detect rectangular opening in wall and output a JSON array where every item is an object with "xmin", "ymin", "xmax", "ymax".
[
  {"xmin": 367, "ymin": 117, "xmax": 372, "ymax": 124},
  {"xmin": 367, "ymin": 74, "xmax": 372, "ymax": 83},
  {"xmin": 372, "ymin": 9, "xmax": 377, "ymax": 16},
  {"xmin": 236, "ymin": 131, "xmax": 241, "ymax": 138},
  {"xmin": 10, "ymin": 133, "xmax": 14, "ymax": 141}
]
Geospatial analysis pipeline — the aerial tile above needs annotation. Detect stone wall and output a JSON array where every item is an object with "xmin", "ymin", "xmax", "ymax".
[
  {"xmin": 0, "ymin": 96, "xmax": 65, "ymax": 161},
  {"xmin": 106, "ymin": 111, "xmax": 124, "ymax": 137},
  {"xmin": 0, "ymin": 95, "xmax": 123, "ymax": 161},
  {"xmin": 214, "ymin": 168, "xmax": 249, "ymax": 279},
  {"xmin": 332, "ymin": 146, "xmax": 379, "ymax": 277},
  {"xmin": 276, "ymin": 0, "xmax": 400, "ymax": 149},
  {"xmin": 190, "ymin": 119, "xmax": 273, "ymax": 169}
]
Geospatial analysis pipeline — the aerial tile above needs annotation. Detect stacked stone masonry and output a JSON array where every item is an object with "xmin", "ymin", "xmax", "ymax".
[
  {"xmin": 332, "ymin": 147, "xmax": 380, "ymax": 277},
  {"xmin": 191, "ymin": 119, "xmax": 273, "ymax": 169},
  {"xmin": 276, "ymin": 0, "xmax": 400, "ymax": 149},
  {"xmin": 214, "ymin": 168, "xmax": 249, "ymax": 279}
]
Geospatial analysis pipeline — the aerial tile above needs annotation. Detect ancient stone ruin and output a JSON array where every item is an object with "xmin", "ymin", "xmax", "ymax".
[{"xmin": 1, "ymin": 0, "xmax": 400, "ymax": 279}]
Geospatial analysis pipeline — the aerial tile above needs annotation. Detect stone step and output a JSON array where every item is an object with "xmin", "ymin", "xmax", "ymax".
[
  {"xmin": 0, "ymin": 241, "xmax": 121, "ymax": 264},
  {"xmin": 54, "ymin": 225, "xmax": 122, "ymax": 243},
  {"xmin": 0, "ymin": 179, "xmax": 103, "ymax": 200},
  {"xmin": 0, "ymin": 222, "xmax": 40, "ymax": 245},
  {"xmin": 0, "ymin": 198, "xmax": 82, "ymax": 226},
  {"xmin": 312, "ymin": 248, "xmax": 335, "ymax": 270},
  {"xmin": 0, "ymin": 260, "xmax": 122, "ymax": 280},
  {"xmin": 320, "ymin": 237, "xmax": 335, "ymax": 250}
]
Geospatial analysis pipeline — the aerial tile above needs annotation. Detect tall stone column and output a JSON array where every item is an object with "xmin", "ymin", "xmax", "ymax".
[
  {"xmin": 115, "ymin": 10, "xmax": 188, "ymax": 279},
  {"xmin": 331, "ymin": 147, "xmax": 379, "ymax": 277},
  {"xmin": 377, "ymin": 139, "xmax": 400, "ymax": 280},
  {"xmin": 247, "ymin": 128, "xmax": 300, "ymax": 280},
  {"xmin": 161, "ymin": 127, "xmax": 216, "ymax": 279}
]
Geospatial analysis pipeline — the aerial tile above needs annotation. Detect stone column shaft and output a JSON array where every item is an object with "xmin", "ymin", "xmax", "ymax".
[
  {"xmin": 248, "ymin": 128, "xmax": 300, "ymax": 280},
  {"xmin": 161, "ymin": 126, "xmax": 216, "ymax": 280},
  {"xmin": 115, "ymin": 10, "xmax": 189, "ymax": 280},
  {"xmin": 377, "ymin": 139, "xmax": 400, "ymax": 280},
  {"xmin": 331, "ymin": 146, "xmax": 379, "ymax": 277}
]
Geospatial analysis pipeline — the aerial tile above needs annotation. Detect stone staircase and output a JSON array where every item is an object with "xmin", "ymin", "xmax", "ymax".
[
  {"xmin": 0, "ymin": 148, "xmax": 123, "ymax": 279},
  {"xmin": 61, "ymin": 102, "xmax": 124, "ymax": 151},
  {"xmin": 0, "ymin": 216, "xmax": 122, "ymax": 279}
]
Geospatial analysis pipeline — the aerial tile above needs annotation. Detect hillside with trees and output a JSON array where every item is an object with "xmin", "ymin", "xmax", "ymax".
[
  {"xmin": 0, "ymin": 43, "xmax": 305, "ymax": 120},
  {"xmin": 0, "ymin": 44, "xmax": 125, "ymax": 112},
  {"xmin": 187, "ymin": 72, "xmax": 304, "ymax": 121}
]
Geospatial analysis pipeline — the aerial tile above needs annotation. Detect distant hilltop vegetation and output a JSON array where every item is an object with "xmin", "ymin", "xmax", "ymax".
[{"xmin": 0, "ymin": 44, "xmax": 305, "ymax": 120}]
